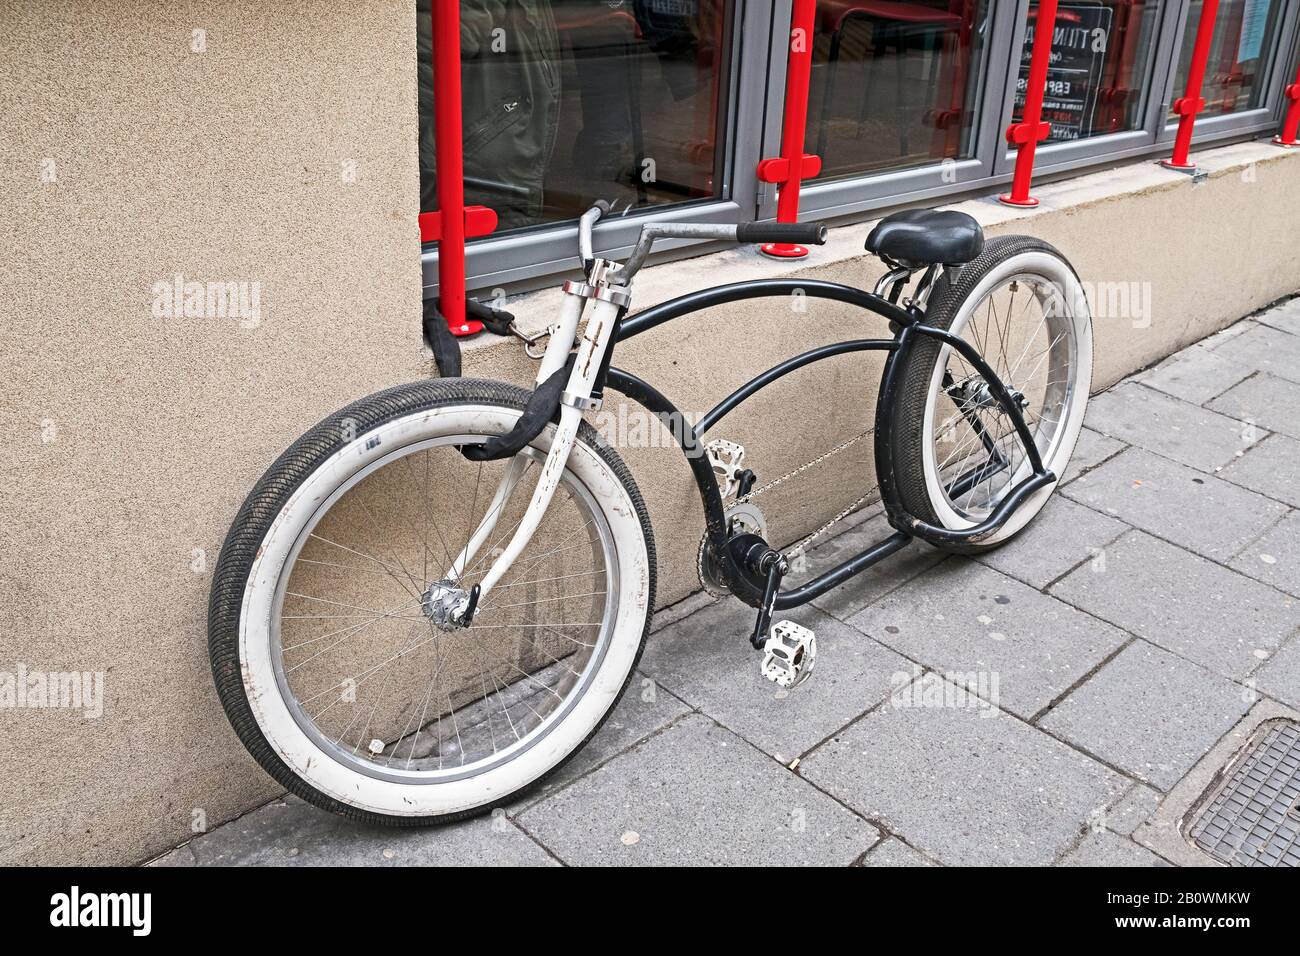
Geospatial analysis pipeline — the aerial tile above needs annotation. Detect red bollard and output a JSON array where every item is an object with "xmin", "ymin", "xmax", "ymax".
[
  {"xmin": 418, "ymin": 0, "xmax": 497, "ymax": 337},
  {"xmin": 1274, "ymin": 61, "xmax": 1300, "ymax": 147},
  {"xmin": 1000, "ymin": 0, "xmax": 1059, "ymax": 207},
  {"xmin": 757, "ymin": 0, "xmax": 822, "ymax": 259},
  {"xmin": 1161, "ymin": 0, "xmax": 1221, "ymax": 171}
]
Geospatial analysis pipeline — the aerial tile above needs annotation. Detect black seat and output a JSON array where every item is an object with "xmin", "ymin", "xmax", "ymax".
[{"xmin": 865, "ymin": 209, "xmax": 984, "ymax": 268}]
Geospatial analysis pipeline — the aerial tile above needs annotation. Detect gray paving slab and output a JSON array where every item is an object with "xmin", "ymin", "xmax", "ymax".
[
  {"xmin": 1219, "ymin": 433, "xmax": 1300, "ymax": 508},
  {"xmin": 1039, "ymin": 640, "xmax": 1253, "ymax": 791},
  {"xmin": 1208, "ymin": 372, "xmax": 1300, "ymax": 441},
  {"xmin": 861, "ymin": 837, "xmax": 937, "ymax": 867},
  {"xmin": 640, "ymin": 599, "xmax": 908, "ymax": 762},
  {"xmin": 1058, "ymin": 831, "xmax": 1170, "ymax": 867},
  {"xmin": 1101, "ymin": 782, "xmax": 1164, "ymax": 837},
  {"xmin": 149, "ymin": 794, "xmax": 556, "ymax": 867},
  {"xmin": 848, "ymin": 560, "xmax": 1128, "ymax": 720},
  {"xmin": 976, "ymin": 494, "xmax": 1128, "ymax": 588},
  {"xmin": 1252, "ymin": 635, "xmax": 1300, "ymax": 710},
  {"xmin": 1205, "ymin": 323, "xmax": 1300, "ymax": 385},
  {"xmin": 1061, "ymin": 446, "xmax": 1288, "ymax": 562},
  {"xmin": 798, "ymin": 673, "xmax": 1127, "ymax": 866},
  {"xmin": 1060, "ymin": 427, "xmax": 1126, "ymax": 486},
  {"xmin": 1255, "ymin": 298, "xmax": 1300, "ymax": 336},
  {"xmin": 1049, "ymin": 530, "xmax": 1298, "ymax": 681},
  {"xmin": 650, "ymin": 590, "xmax": 717, "ymax": 633},
  {"xmin": 519, "ymin": 673, "xmax": 693, "ymax": 808},
  {"xmin": 516, "ymin": 713, "xmax": 879, "ymax": 865},
  {"xmin": 1198, "ymin": 319, "xmax": 1258, "ymax": 351},
  {"xmin": 1135, "ymin": 344, "xmax": 1253, "ymax": 406},
  {"xmin": 787, "ymin": 511, "xmax": 947, "ymax": 620},
  {"xmin": 1083, "ymin": 382, "xmax": 1262, "ymax": 472},
  {"xmin": 1229, "ymin": 510, "xmax": 1300, "ymax": 598}
]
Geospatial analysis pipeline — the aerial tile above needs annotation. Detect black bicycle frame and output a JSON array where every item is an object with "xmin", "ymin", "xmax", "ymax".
[{"xmin": 597, "ymin": 277, "xmax": 1055, "ymax": 611}]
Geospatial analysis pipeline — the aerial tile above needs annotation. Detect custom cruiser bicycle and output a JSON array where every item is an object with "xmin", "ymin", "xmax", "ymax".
[{"xmin": 210, "ymin": 203, "xmax": 1092, "ymax": 824}]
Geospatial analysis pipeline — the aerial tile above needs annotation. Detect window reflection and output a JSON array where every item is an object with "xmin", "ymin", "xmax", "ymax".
[
  {"xmin": 417, "ymin": 0, "xmax": 731, "ymax": 235},
  {"xmin": 1012, "ymin": 1, "xmax": 1165, "ymax": 143},
  {"xmin": 1170, "ymin": 0, "xmax": 1284, "ymax": 118},
  {"xmin": 809, "ymin": 1, "xmax": 991, "ymax": 179}
]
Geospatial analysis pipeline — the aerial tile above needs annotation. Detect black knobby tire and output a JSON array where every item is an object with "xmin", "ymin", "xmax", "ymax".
[
  {"xmin": 208, "ymin": 377, "xmax": 656, "ymax": 826},
  {"xmin": 884, "ymin": 235, "xmax": 1092, "ymax": 555}
]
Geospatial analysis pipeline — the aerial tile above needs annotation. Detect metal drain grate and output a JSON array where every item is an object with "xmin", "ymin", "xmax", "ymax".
[{"xmin": 1189, "ymin": 719, "xmax": 1300, "ymax": 867}]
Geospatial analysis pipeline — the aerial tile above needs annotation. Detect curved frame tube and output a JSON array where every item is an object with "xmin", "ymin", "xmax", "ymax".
[
  {"xmin": 601, "ymin": 279, "xmax": 1053, "ymax": 609},
  {"xmin": 697, "ymin": 338, "xmax": 897, "ymax": 436}
]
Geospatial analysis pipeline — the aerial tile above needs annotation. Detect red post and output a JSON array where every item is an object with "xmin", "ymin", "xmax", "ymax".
[
  {"xmin": 417, "ymin": 0, "xmax": 497, "ymax": 336},
  {"xmin": 1161, "ymin": 0, "xmax": 1220, "ymax": 171},
  {"xmin": 756, "ymin": 0, "xmax": 822, "ymax": 259},
  {"xmin": 1274, "ymin": 60, "xmax": 1300, "ymax": 147},
  {"xmin": 1000, "ymin": 0, "xmax": 1059, "ymax": 207}
]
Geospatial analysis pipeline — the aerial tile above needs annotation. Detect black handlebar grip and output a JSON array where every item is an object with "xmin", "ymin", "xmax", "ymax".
[{"xmin": 736, "ymin": 221, "xmax": 829, "ymax": 246}]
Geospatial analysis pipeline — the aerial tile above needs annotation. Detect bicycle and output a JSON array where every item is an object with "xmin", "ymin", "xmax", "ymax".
[{"xmin": 209, "ymin": 202, "xmax": 1093, "ymax": 824}]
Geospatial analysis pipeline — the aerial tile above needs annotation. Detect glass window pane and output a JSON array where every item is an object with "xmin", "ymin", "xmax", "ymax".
[
  {"xmin": 808, "ymin": 1, "xmax": 991, "ymax": 179},
  {"xmin": 417, "ymin": 1, "xmax": 732, "ymax": 235},
  {"xmin": 1012, "ymin": 1, "xmax": 1166, "ymax": 144},
  {"xmin": 1170, "ymin": 0, "xmax": 1286, "ymax": 118}
]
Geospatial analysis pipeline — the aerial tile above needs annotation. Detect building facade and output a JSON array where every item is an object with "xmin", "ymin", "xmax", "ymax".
[{"xmin": 2, "ymin": 1, "xmax": 1298, "ymax": 865}]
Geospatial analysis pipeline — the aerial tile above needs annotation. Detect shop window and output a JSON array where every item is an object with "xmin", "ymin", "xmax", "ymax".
[
  {"xmin": 1012, "ymin": 1, "xmax": 1167, "ymax": 143},
  {"xmin": 417, "ymin": 0, "xmax": 732, "ymax": 235},
  {"xmin": 807, "ymin": 0, "xmax": 992, "ymax": 179},
  {"xmin": 1169, "ymin": 0, "xmax": 1286, "ymax": 117}
]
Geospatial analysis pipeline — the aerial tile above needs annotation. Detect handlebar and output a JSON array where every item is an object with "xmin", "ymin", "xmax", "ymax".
[
  {"xmin": 578, "ymin": 204, "xmax": 828, "ymax": 285},
  {"xmin": 736, "ymin": 222, "xmax": 829, "ymax": 246}
]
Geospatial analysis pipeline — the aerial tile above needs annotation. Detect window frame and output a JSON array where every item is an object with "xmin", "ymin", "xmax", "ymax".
[
  {"xmin": 423, "ymin": 0, "xmax": 773, "ymax": 297},
  {"xmin": 424, "ymin": 0, "xmax": 1300, "ymax": 297},
  {"xmin": 1154, "ymin": 0, "xmax": 1300, "ymax": 148},
  {"xmin": 991, "ymin": 0, "xmax": 1185, "ymax": 176},
  {"xmin": 790, "ymin": 0, "xmax": 1022, "ymax": 221}
]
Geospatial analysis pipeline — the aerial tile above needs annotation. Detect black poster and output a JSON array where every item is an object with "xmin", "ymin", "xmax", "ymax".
[{"xmin": 1016, "ymin": 3, "xmax": 1114, "ymax": 141}]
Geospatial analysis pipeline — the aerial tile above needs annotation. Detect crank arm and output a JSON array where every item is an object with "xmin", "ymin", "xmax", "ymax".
[{"xmin": 749, "ymin": 549, "xmax": 787, "ymax": 650}]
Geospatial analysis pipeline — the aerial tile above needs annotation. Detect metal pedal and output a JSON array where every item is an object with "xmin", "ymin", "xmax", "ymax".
[
  {"xmin": 705, "ymin": 439, "xmax": 746, "ymax": 499},
  {"xmin": 761, "ymin": 620, "xmax": 817, "ymax": 688}
]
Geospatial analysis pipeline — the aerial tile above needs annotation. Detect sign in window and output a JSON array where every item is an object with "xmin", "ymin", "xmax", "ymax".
[{"xmin": 1013, "ymin": 1, "xmax": 1166, "ymax": 143}]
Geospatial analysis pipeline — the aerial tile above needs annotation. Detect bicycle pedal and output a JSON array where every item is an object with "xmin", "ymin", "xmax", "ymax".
[
  {"xmin": 705, "ymin": 438, "xmax": 746, "ymax": 499},
  {"xmin": 761, "ymin": 620, "xmax": 816, "ymax": 689}
]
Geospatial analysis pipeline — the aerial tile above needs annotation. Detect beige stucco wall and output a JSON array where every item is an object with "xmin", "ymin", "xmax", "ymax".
[
  {"xmin": 1, "ymin": 0, "xmax": 1296, "ymax": 865},
  {"xmin": 0, "ymin": 1, "xmax": 432, "ymax": 866}
]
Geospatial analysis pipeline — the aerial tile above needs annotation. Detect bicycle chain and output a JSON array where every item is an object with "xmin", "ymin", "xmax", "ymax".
[{"xmin": 730, "ymin": 425, "xmax": 878, "ymax": 558}]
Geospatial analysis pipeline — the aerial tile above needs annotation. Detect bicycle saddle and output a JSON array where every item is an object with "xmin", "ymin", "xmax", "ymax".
[{"xmin": 865, "ymin": 208, "xmax": 984, "ymax": 268}]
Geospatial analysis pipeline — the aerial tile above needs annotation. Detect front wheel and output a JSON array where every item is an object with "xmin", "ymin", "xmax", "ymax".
[
  {"xmin": 209, "ymin": 378, "xmax": 655, "ymax": 825},
  {"xmin": 886, "ymin": 235, "xmax": 1093, "ymax": 553}
]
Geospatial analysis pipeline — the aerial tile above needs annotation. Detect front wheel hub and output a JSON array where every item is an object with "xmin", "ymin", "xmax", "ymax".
[{"xmin": 421, "ymin": 580, "xmax": 473, "ymax": 631}]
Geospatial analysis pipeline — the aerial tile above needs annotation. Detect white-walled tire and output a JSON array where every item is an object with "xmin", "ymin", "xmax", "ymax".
[
  {"xmin": 209, "ymin": 378, "xmax": 655, "ymax": 824},
  {"xmin": 886, "ymin": 236, "xmax": 1093, "ymax": 553}
]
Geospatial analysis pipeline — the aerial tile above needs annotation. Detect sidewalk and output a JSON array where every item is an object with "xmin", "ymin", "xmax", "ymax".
[{"xmin": 154, "ymin": 297, "xmax": 1300, "ymax": 867}]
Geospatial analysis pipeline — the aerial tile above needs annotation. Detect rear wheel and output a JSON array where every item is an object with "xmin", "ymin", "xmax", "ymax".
[
  {"xmin": 886, "ymin": 236, "xmax": 1093, "ymax": 553},
  {"xmin": 209, "ymin": 378, "xmax": 655, "ymax": 824}
]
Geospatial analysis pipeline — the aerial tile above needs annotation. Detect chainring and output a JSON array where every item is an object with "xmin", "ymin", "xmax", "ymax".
[{"xmin": 697, "ymin": 502, "xmax": 771, "ymax": 598}]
